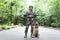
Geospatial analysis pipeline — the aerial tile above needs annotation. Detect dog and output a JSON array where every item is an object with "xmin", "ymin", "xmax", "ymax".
[{"xmin": 33, "ymin": 22, "xmax": 39, "ymax": 37}]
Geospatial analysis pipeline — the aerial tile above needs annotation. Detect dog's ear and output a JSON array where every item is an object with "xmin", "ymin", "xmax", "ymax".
[
  {"xmin": 35, "ymin": 22, "xmax": 39, "ymax": 25},
  {"xmin": 35, "ymin": 22, "xmax": 38, "ymax": 24}
]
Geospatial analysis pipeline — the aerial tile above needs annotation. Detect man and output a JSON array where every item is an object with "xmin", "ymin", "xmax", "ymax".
[{"xmin": 24, "ymin": 6, "xmax": 36, "ymax": 38}]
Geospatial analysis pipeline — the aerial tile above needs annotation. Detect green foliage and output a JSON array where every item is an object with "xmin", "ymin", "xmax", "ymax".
[
  {"xmin": 32, "ymin": 0, "xmax": 60, "ymax": 27},
  {"xmin": 0, "ymin": 0, "xmax": 27, "ymax": 25},
  {"xmin": 0, "ymin": 0, "xmax": 60, "ymax": 28}
]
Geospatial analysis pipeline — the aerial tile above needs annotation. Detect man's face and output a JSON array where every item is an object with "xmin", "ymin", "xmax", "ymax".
[{"xmin": 29, "ymin": 7, "xmax": 33, "ymax": 11}]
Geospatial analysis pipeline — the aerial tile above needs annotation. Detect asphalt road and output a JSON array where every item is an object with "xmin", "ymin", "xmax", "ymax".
[{"xmin": 0, "ymin": 26, "xmax": 60, "ymax": 40}]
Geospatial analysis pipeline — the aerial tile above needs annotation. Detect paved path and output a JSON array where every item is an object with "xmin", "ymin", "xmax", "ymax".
[{"xmin": 0, "ymin": 26, "xmax": 60, "ymax": 40}]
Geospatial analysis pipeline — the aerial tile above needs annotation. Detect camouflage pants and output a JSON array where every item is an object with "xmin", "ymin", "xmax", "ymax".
[{"xmin": 25, "ymin": 18, "xmax": 35, "ymax": 35}]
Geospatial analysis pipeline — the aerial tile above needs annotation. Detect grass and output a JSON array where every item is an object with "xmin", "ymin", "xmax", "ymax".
[{"xmin": 0, "ymin": 24, "xmax": 15, "ymax": 30}]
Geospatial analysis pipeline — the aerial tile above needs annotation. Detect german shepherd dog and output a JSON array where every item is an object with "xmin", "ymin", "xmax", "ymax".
[{"xmin": 33, "ymin": 22, "xmax": 39, "ymax": 37}]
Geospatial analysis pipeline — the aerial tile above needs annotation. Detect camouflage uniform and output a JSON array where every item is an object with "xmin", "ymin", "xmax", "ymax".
[{"xmin": 24, "ymin": 10, "xmax": 36, "ymax": 37}]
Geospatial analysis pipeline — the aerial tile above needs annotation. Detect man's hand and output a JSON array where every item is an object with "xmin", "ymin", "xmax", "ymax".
[{"xmin": 28, "ymin": 15, "xmax": 33, "ymax": 18}]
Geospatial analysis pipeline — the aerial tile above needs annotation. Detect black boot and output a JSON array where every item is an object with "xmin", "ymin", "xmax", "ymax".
[
  {"xmin": 31, "ymin": 33, "xmax": 34, "ymax": 38},
  {"xmin": 24, "ymin": 25, "xmax": 29, "ymax": 38},
  {"xmin": 24, "ymin": 35, "xmax": 27, "ymax": 38},
  {"xmin": 24, "ymin": 32, "xmax": 27, "ymax": 38},
  {"xmin": 24, "ymin": 34, "xmax": 27, "ymax": 38}
]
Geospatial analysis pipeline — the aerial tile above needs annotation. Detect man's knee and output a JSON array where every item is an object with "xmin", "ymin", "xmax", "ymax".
[
  {"xmin": 31, "ymin": 26, "xmax": 34, "ymax": 33},
  {"xmin": 26, "ymin": 26, "xmax": 29, "ymax": 29},
  {"xmin": 26, "ymin": 22, "xmax": 30, "ymax": 26},
  {"xmin": 31, "ymin": 21, "xmax": 34, "ymax": 26},
  {"xmin": 25, "ymin": 26, "xmax": 29, "ymax": 32}
]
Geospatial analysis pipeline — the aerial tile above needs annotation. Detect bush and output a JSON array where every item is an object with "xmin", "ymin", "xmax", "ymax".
[
  {"xmin": 51, "ymin": 23, "xmax": 60, "ymax": 28},
  {"xmin": 1, "ymin": 25, "xmax": 12, "ymax": 30}
]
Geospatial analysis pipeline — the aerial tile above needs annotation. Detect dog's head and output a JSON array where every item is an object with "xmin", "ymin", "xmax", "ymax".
[{"xmin": 35, "ymin": 22, "xmax": 38, "ymax": 28}]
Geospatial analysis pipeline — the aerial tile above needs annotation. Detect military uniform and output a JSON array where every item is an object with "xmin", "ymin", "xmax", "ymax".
[{"xmin": 24, "ymin": 10, "xmax": 36, "ymax": 38}]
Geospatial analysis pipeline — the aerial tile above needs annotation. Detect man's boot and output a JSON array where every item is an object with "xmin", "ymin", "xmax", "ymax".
[
  {"xmin": 31, "ymin": 25, "xmax": 34, "ymax": 38},
  {"xmin": 24, "ymin": 26, "xmax": 29, "ymax": 38},
  {"xmin": 31, "ymin": 33, "xmax": 34, "ymax": 38},
  {"xmin": 24, "ymin": 33, "xmax": 27, "ymax": 38}
]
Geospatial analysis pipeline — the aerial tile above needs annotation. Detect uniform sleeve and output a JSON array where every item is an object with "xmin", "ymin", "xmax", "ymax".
[
  {"xmin": 24, "ymin": 12, "xmax": 28, "ymax": 17},
  {"xmin": 33, "ymin": 12, "xmax": 37, "ymax": 17},
  {"xmin": 34, "ymin": 12, "xmax": 36, "ymax": 15}
]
